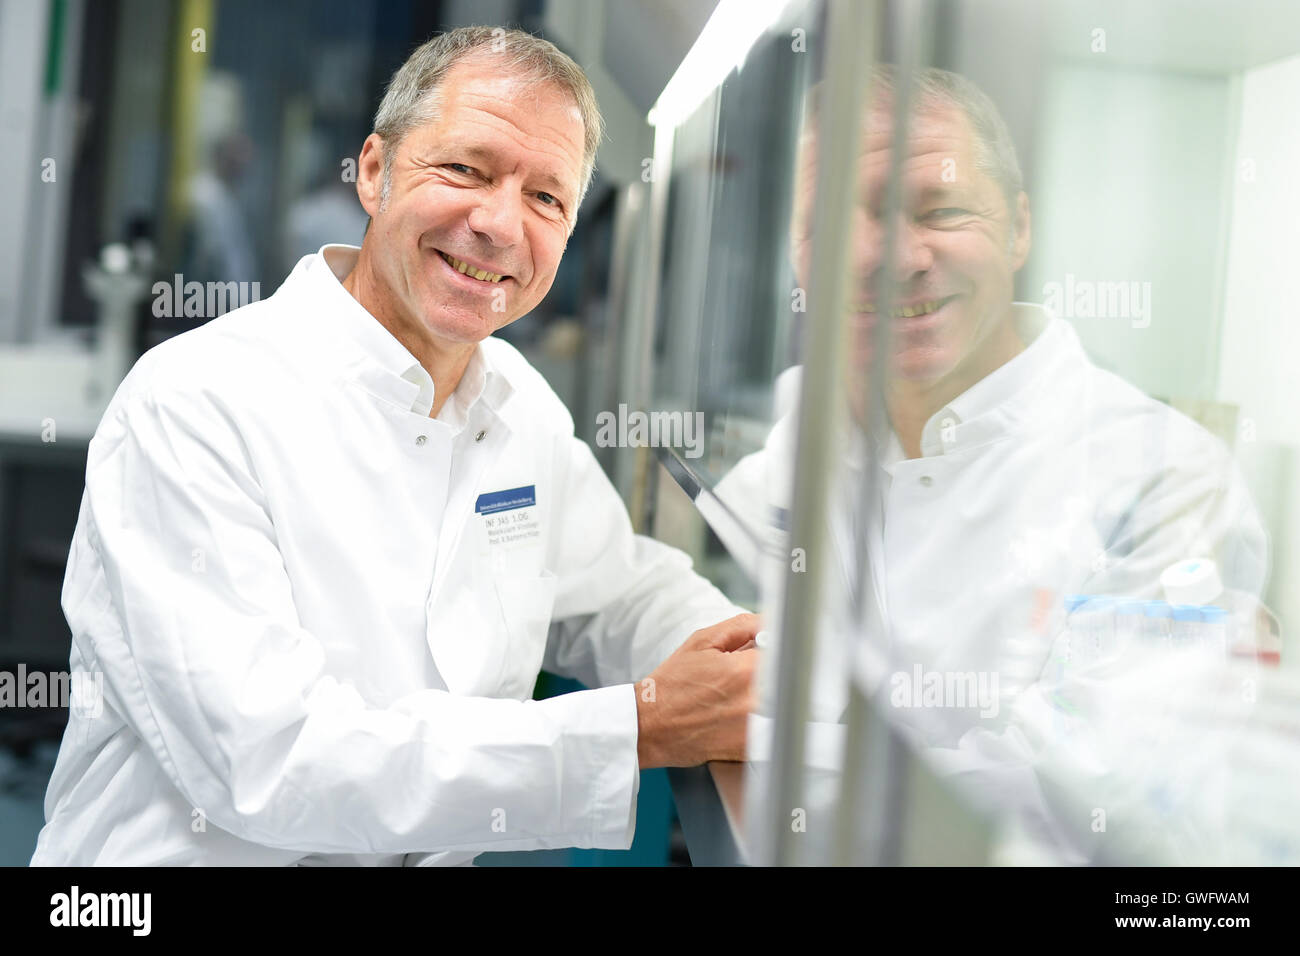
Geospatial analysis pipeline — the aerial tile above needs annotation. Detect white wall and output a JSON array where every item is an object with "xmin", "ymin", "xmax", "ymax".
[
  {"xmin": 1216, "ymin": 53, "xmax": 1300, "ymax": 644},
  {"xmin": 1022, "ymin": 65, "xmax": 1234, "ymax": 401},
  {"xmin": 1217, "ymin": 54, "xmax": 1300, "ymax": 444},
  {"xmin": 1025, "ymin": 61, "xmax": 1300, "ymax": 651}
]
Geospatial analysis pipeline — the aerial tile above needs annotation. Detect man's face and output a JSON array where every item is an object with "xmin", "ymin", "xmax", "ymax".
[
  {"xmin": 793, "ymin": 102, "xmax": 1030, "ymax": 387},
  {"xmin": 356, "ymin": 57, "xmax": 585, "ymax": 345}
]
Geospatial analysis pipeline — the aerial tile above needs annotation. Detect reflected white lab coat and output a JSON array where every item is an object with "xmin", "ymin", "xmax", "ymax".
[
  {"xmin": 32, "ymin": 245, "xmax": 741, "ymax": 866},
  {"xmin": 718, "ymin": 304, "xmax": 1269, "ymax": 861}
]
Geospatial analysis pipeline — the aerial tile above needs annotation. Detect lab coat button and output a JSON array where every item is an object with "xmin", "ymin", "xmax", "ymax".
[
  {"xmin": 415, "ymin": 435, "xmax": 427, "ymax": 446},
  {"xmin": 919, "ymin": 475, "xmax": 933, "ymax": 487},
  {"xmin": 475, "ymin": 430, "xmax": 486, "ymax": 442}
]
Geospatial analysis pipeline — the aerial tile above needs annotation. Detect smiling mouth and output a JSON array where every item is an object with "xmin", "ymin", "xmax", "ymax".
[
  {"xmin": 437, "ymin": 250, "xmax": 507, "ymax": 283},
  {"xmin": 855, "ymin": 295, "xmax": 957, "ymax": 318}
]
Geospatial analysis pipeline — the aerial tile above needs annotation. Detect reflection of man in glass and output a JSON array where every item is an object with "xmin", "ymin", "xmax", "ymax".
[
  {"xmin": 794, "ymin": 71, "xmax": 1030, "ymax": 452},
  {"xmin": 721, "ymin": 67, "xmax": 1270, "ymax": 862}
]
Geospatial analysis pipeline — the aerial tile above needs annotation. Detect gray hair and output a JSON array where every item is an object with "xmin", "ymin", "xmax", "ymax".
[
  {"xmin": 865, "ymin": 65, "xmax": 1023, "ymax": 211},
  {"xmin": 370, "ymin": 26, "xmax": 604, "ymax": 216}
]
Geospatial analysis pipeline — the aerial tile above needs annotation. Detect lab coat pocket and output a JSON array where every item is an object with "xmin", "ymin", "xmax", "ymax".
[{"xmin": 493, "ymin": 571, "xmax": 558, "ymax": 700}]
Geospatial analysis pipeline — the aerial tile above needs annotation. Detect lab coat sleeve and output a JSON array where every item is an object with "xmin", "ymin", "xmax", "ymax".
[
  {"xmin": 72, "ymin": 385, "xmax": 641, "ymax": 855},
  {"xmin": 919, "ymin": 437, "xmax": 1271, "ymax": 861},
  {"xmin": 542, "ymin": 436, "xmax": 751, "ymax": 689},
  {"xmin": 1089, "ymin": 429, "xmax": 1269, "ymax": 598}
]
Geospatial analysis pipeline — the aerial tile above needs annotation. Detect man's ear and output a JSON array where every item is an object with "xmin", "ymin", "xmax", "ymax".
[
  {"xmin": 355, "ymin": 133, "xmax": 386, "ymax": 218},
  {"xmin": 1009, "ymin": 190, "xmax": 1031, "ymax": 271}
]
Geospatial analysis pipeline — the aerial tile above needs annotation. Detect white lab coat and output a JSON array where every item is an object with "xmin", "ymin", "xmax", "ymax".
[
  {"xmin": 718, "ymin": 304, "xmax": 1269, "ymax": 862},
  {"xmin": 32, "ymin": 245, "xmax": 742, "ymax": 866}
]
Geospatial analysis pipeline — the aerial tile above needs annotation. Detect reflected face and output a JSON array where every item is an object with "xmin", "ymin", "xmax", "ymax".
[
  {"xmin": 359, "ymin": 58, "xmax": 585, "ymax": 345},
  {"xmin": 793, "ymin": 103, "xmax": 1030, "ymax": 387}
]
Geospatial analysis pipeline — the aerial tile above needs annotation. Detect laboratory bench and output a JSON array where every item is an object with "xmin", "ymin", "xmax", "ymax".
[{"xmin": 667, "ymin": 761, "xmax": 749, "ymax": 865}]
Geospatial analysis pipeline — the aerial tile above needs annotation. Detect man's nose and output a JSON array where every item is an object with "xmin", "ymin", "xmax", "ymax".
[
  {"xmin": 892, "ymin": 219, "xmax": 935, "ymax": 279},
  {"xmin": 854, "ymin": 214, "xmax": 935, "ymax": 285},
  {"xmin": 467, "ymin": 186, "xmax": 525, "ymax": 248}
]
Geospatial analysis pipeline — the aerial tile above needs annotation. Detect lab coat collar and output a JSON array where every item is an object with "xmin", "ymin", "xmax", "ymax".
[
  {"xmin": 939, "ymin": 302, "xmax": 1054, "ymax": 426},
  {"xmin": 304, "ymin": 244, "xmax": 514, "ymax": 419},
  {"xmin": 890, "ymin": 302, "xmax": 1071, "ymax": 459}
]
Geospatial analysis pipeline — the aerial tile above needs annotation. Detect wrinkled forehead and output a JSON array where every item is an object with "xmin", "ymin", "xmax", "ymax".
[
  {"xmin": 861, "ymin": 103, "xmax": 976, "ymax": 159},
  {"xmin": 795, "ymin": 100, "xmax": 991, "ymax": 203},
  {"xmin": 800, "ymin": 102, "xmax": 978, "ymax": 168}
]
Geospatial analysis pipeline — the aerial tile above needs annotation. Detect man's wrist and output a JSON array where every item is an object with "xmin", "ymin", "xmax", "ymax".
[{"xmin": 634, "ymin": 679, "xmax": 663, "ymax": 769}]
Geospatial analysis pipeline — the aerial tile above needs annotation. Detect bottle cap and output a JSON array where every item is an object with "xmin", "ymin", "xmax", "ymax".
[{"xmin": 1160, "ymin": 558, "xmax": 1222, "ymax": 606}]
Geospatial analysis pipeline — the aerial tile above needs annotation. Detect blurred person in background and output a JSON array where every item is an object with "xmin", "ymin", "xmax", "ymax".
[
  {"xmin": 184, "ymin": 72, "xmax": 257, "ymax": 287},
  {"xmin": 282, "ymin": 125, "xmax": 369, "ymax": 276}
]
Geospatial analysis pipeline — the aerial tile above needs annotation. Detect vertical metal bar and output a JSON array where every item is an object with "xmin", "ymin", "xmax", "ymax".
[
  {"xmin": 23, "ymin": 0, "xmax": 84, "ymax": 343},
  {"xmin": 615, "ymin": 125, "xmax": 673, "ymax": 530},
  {"xmin": 832, "ymin": 0, "xmax": 936, "ymax": 866},
  {"xmin": 768, "ymin": 0, "xmax": 876, "ymax": 866},
  {"xmin": 162, "ymin": 0, "xmax": 213, "ymax": 273},
  {"xmin": 0, "ymin": 0, "xmax": 53, "ymax": 343},
  {"xmin": 595, "ymin": 183, "xmax": 645, "ymax": 472}
]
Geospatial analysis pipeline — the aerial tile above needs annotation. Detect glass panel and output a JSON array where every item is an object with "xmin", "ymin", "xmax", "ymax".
[
  {"xmin": 640, "ymin": 1, "xmax": 823, "ymax": 614},
  {"xmin": 649, "ymin": 1, "xmax": 818, "ymax": 497},
  {"xmin": 810, "ymin": 0, "xmax": 1300, "ymax": 865},
  {"xmin": 654, "ymin": 0, "xmax": 1300, "ymax": 865}
]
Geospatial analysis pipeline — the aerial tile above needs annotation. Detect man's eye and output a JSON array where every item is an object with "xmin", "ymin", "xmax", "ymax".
[
  {"xmin": 926, "ymin": 207, "xmax": 969, "ymax": 219},
  {"xmin": 537, "ymin": 192, "xmax": 558, "ymax": 207},
  {"xmin": 446, "ymin": 163, "xmax": 474, "ymax": 175}
]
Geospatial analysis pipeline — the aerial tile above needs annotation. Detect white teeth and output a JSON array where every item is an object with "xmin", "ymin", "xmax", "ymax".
[{"xmin": 439, "ymin": 251, "xmax": 504, "ymax": 282}]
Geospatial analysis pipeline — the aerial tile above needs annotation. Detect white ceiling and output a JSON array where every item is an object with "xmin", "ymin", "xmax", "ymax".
[
  {"xmin": 587, "ymin": 0, "xmax": 1300, "ymax": 129},
  {"xmin": 600, "ymin": 0, "xmax": 721, "ymax": 113},
  {"xmin": 1040, "ymin": 0, "xmax": 1300, "ymax": 75}
]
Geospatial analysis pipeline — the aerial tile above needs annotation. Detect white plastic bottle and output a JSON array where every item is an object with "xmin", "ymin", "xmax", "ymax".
[
  {"xmin": 1140, "ymin": 601, "xmax": 1172, "ymax": 647},
  {"xmin": 1114, "ymin": 598, "xmax": 1145, "ymax": 651},
  {"xmin": 1169, "ymin": 605, "xmax": 1201, "ymax": 649},
  {"xmin": 1069, "ymin": 596, "xmax": 1115, "ymax": 662},
  {"xmin": 1160, "ymin": 558, "xmax": 1249, "ymax": 657},
  {"xmin": 1199, "ymin": 606, "xmax": 1229, "ymax": 657}
]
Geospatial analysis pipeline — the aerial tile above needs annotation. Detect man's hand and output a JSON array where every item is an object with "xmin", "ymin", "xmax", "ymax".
[{"xmin": 634, "ymin": 613, "xmax": 761, "ymax": 768}]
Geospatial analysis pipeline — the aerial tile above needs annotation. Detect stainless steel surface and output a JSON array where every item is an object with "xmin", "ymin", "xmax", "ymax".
[
  {"xmin": 766, "ymin": 0, "xmax": 876, "ymax": 866},
  {"xmin": 832, "ymin": 0, "xmax": 935, "ymax": 866},
  {"xmin": 667, "ymin": 762, "xmax": 748, "ymax": 865}
]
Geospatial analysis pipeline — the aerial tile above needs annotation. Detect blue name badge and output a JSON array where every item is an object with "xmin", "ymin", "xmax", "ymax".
[{"xmin": 475, "ymin": 485, "xmax": 536, "ymax": 516}]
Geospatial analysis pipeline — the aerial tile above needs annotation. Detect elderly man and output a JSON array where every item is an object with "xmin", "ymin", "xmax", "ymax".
[
  {"xmin": 720, "ymin": 67, "xmax": 1268, "ymax": 861},
  {"xmin": 33, "ymin": 27, "xmax": 757, "ymax": 866}
]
